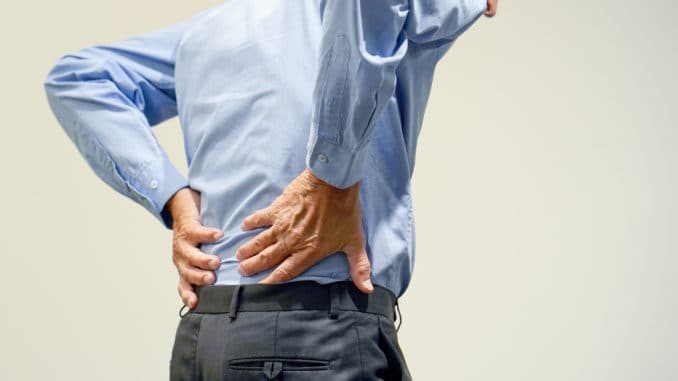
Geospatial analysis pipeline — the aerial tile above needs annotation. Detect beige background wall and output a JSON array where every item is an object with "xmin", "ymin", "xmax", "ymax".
[{"xmin": 1, "ymin": 0, "xmax": 676, "ymax": 380}]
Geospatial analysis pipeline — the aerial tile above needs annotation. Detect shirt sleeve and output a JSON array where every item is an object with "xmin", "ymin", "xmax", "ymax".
[
  {"xmin": 43, "ymin": 8, "xmax": 215, "ymax": 230},
  {"xmin": 305, "ymin": 0, "xmax": 487, "ymax": 189}
]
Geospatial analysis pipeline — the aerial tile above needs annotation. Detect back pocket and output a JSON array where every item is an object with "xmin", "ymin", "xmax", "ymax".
[{"xmin": 229, "ymin": 357, "xmax": 330, "ymax": 379}]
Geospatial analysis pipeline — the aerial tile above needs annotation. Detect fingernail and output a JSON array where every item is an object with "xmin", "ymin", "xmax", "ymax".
[
  {"xmin": 362, "ymin": 279, "xmax": 373, "ymax": 292},
  {"xmin": 211, "ymin": 259, "xmax": 221, "ymax": 269},
  {"xmin": 213, "ymin": 231, "xmax": 224, "ymax": 239},
  {"xmin": 203, "ymin": 274, "xmax": 213, "ymax": 284}
]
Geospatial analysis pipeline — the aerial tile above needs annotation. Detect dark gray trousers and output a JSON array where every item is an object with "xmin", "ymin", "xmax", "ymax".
[{"xmin": 169, "ymin": 281, "xmax": 411, "ymax": 380}]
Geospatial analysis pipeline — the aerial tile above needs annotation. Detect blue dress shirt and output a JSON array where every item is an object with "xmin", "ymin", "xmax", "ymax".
[{"xmin": 44, "ymin": 0, "xmax": 486, "ymax": 297}]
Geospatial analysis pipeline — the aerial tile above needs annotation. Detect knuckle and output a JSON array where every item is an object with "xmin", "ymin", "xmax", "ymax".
[
  {"xmin": 359, "ymin": 262, "xmax": 371, "ymax": 275},
  {"xmin": 183, "ymin": 246, "xmax": 198, "ymax": 261},
  {"xmin": 200, "ymin": 256, "xmax": 212, "ymax": 267},
  {"xmin": 287, "ymin": 229, "xmax": 303, "ymax": 245},
  {"xmin": 358, "ymin": 257, "xmax": 371, "ymax": 272},
  {"xmin": 179, "ymin": 266, "xmax": 194, "ymax": 282},
  {"xmin": 173, "ymin": 242, "xmax": 186, "ymax": 257},
  {"xmin": 186, "ymin": 250, "xmax": 200, "ymax": 265},
  {"xmin": 188, "ymin": 270, "xmax": 202, "ymax": 283},
  {"xmin": 278, "ymin": 235, "xmax": 290, "ymax": 253},
  {"xmin": 175, "ymin": 226, "xmax": 190, "ymax": 240},
  {"xmin": 275, "ymin": 266, "xmax": 293, "ymax": 282},
  {"xmin": 260, "ymin": 251, "xmax": 273, "ymax": 266},
  {"xmin": 180, "ymin": 224, "xmax": 201, "ymax": 241},
  {"xmin": 271, "ymin": 223, "xmax": 285, "ymax": 236},
  {"xmin": 306, "ymin": 236, "xmax": 320, "ymax": 251}
]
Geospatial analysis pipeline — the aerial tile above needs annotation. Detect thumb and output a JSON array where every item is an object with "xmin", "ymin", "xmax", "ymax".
[{"xmin": 345, "ymin": 243, "xmax": 373, "ymax": 294}]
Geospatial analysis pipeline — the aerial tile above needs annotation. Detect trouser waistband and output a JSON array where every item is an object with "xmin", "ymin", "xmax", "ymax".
[{"xmin": 183, "ymin": 280, "xmax": 398, "ymax": 322}]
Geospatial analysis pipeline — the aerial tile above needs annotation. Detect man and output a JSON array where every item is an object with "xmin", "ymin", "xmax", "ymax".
[{"xmin": 44, "ymin": 0, "xmax": 497, "ymax": 379}]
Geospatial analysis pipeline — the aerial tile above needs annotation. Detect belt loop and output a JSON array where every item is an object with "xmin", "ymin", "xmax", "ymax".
[
  {"xmin": 229, "ymin": 285, "xmax": 243, "ymax": 321},
  {"xmin": 394, "ymin": 298, "xmax": 402, "ymax": 332},
  {"xmin": 328, "ymin": 283, "xmax": 339, "ymax": 319}
]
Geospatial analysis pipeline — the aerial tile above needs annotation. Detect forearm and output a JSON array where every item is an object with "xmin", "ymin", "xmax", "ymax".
[{"xmin": 305, "ymin": 0, "xmax": 409, "ymax": 189}]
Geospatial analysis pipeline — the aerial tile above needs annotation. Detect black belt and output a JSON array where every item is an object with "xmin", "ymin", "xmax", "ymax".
[{"xmin": 182, "ymin": 280, "xmax": 399, "ymax": 323}]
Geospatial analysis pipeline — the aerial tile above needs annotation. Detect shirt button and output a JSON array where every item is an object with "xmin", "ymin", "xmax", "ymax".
[
  {"xmin": 318, "ymin": 153, "xmax": 328, "ymax": 163},
  {"xmin": 150, "ymin": 179, "xmax": 159, "ymax": 189}
]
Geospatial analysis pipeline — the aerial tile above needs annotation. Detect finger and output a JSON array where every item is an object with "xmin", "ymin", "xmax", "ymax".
[
  {"xmin": 240, "ymin": 206, "xmax": 274, "ymax": 231},
  {"xmin": 237, "ymin": 241, "xmax": 287, "ymax": 276},
  {"xmin": 178, "ymin": 278, "xmax": 198, "ymax": 309},
  {"xmin": 180, "ymin": 242, "xmax": 222, "ymax": 270},
  {"xmin": 184, "ymin": 222, "xmax": 224, "ymax": 243},
  {"xmin": 177, "ymin": 260, "xmax": 217, "ymax": 286},
  {"xmin": 258, "ymin": 249, "xmax": 313, "ymax": 284},
  {"xmin": 485, "ymin": 0, "xmax": 497, "ymax": 17},
  {"xmin": 345, "ymin": 243, "xmax": 373, "ymax": 294},
  {"xmin": 235, "ymin": 228, "xmax": 277, "ymax": 261}
]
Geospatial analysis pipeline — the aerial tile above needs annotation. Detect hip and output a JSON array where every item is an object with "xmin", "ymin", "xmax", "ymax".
[{"xmin": 169, "ymin": 281, "xmax": 411, "ymax": 380}]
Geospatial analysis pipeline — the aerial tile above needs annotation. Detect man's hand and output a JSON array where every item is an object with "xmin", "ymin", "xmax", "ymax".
[
  {"xmin": 236, "ymin": 168, "xmax": 373, "ymax": 293},
  {"xmin": 167, "ymin": 187, "xmax": 224, "ymax": 309},
  {"xmin": 485, "ymin": 0, "xmax": 498, "ymax": 17}
]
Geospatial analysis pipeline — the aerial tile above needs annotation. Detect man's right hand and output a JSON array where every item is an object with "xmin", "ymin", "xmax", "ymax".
[{"xmin": 166, "ymin": 187, "xmax": 224, "ymax": 309}]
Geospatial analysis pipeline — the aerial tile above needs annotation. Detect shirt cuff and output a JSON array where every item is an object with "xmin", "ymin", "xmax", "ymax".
[
  {"xmin": 305, "ymin": 137, "xmax": 370, "ymax": 189},
  {"xmin": 132, "ymin": 156, "xmax": 189, "ymax": 230}
]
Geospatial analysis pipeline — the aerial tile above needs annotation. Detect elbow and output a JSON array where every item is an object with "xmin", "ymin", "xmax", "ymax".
[
  {"xmin": 43, "ymin": 49, "xmax": 118, "ymax": 124},
  {"xmin": 43, "ymin": 55, "xmax": 78, "ymax": 137},
  {"xmin": 43, "ymin": 50, "xmax": 99, "ymax": 127},
  {"xmin": 43, "ymin": 54, "xmax": 72, "ymax": 117},
  {"xmin": 43, "ymin": 47, "xmax": 108, "ymax": 95},
  {"xmin": 43, "ymin": 53, "xmax": 80, "ymax": 102},
  {"xmin": 43, "ymin": 56, "xmax": 64, "ymax": 98},
  {"xmin": 43, "ymin": 53, "xmax": 85, "ymax": 93},
  {"xmin": 43, "ymin": 54, "xmax": 80, "ymax": 124}
]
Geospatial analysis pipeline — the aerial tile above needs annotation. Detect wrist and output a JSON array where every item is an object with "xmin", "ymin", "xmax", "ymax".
[
  {"xmin": 301, "ymin": 168, "xmax": 360, "ymax": 212},
  {"xmin": 302, "ymin": 167, "xmax": 359, "ymax": 192},
  {"xmin": 166, "ymin": 187, "xmax": 196, "ymax": 222}
]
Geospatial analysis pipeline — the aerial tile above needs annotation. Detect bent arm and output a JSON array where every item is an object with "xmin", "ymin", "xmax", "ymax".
[
  {"xmin": 43, "ymin": 9, "xmax": 215, "ymax": 229},
  {"xmin": 305, "ymin": 0, "xmax": 488, "ymax": 189}
]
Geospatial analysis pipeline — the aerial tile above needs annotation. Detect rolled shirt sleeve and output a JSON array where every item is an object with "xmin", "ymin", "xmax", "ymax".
[
  {"xmin": 305, "ymin": 0, "xmax": 488, "ymax": 189},
  {"xmin": 43, "ymin": 10, "xmax": 213, "ymax": 229}
]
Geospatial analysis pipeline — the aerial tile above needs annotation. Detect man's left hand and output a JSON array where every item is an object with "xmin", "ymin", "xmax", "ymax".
[{"xmin": 235, "ymin": 168, "xmax": 374, "ymax": 293}]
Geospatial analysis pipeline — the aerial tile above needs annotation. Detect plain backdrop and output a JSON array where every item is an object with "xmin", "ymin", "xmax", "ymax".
[{"xmin": 1, "ymin": 0, "xmax": 677, "ymax": 380}]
